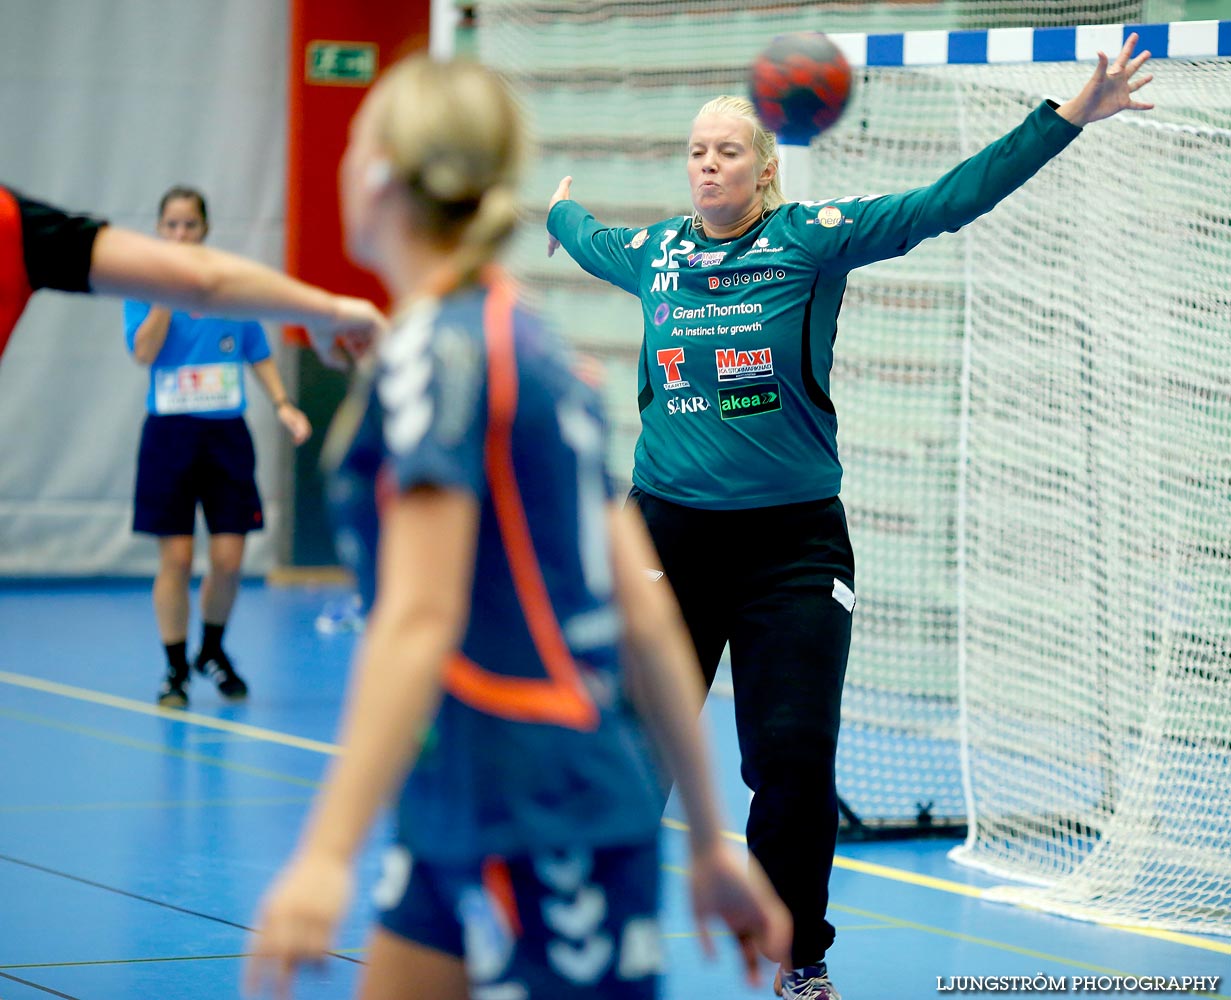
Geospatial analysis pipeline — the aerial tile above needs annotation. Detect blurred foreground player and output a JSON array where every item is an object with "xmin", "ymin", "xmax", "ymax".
[{"xmin": 244, "ymin": 53, "xmax": 790, "ymax": 1000}]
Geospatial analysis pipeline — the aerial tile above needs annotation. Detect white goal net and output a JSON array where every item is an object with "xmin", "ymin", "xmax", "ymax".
[
  {"xmin": 476, "ymin": 0, "xmax": 1231, "ymax": 933},
  {"xmin": 937, "ymin": 57, "xmax": 1231, "ymax": 934}
]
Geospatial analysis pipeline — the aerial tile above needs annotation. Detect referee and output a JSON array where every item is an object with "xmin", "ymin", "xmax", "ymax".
[{"xmin": 546, "ymin": 35, "xmax": 1152, "ymax": 1000}]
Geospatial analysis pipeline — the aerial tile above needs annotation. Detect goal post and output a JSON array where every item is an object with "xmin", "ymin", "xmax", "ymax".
[
  {"xmin": 478, "ymin": 1, "xmax": 1231, "ymax": 933},
  {"xmin": 813, "ymin": 17, "xmax": 1231, "ymax": 935}
]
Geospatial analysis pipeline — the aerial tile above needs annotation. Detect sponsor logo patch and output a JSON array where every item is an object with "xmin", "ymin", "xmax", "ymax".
[
  {"xmin": 656, "ymin": 346, "xmax": 689, "ymax": 390},
  {"xmin": 652, "ymin": 303, "xmax": 670, "ymax": 326},
  {"xmin": 718, "ymin": 381, "xmax": 781, "ymax": 419},
  {"xmin": 666, "ymin": 396, "xmax": 709, "ymax": 415},
  {"xmin": 628, "ymin": 228, "xmax": 649, "ymax": 249},
  {"xmin": 673, "ymin": 302, "xmax": 762, "ymax": 320},
  {"xmin": 715, "ymin": 347, "xmax": 773, "ymax": 381},
  {"xmin": 736, "ymin": 238, "xmax": 784, "ymax": 258},
  {"xmin": 686, "ymin": 251, "xmax": 726, "ymax": 268},
  {"xmin": 811, "ymin": 205, "xmax": 844, "ymax": 228},
  {"xmin": 708, "ymin": 268, "xmax": 786, "ymax": 290}
]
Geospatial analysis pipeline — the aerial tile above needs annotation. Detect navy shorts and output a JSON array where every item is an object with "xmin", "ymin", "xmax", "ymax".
[
  {"xmin": 133, "ymin": 414, "xmax": 263, "ymax": 536},
  {"xmin": 374, "ymin": 839, "xmax": 661, "ymax": 999}
]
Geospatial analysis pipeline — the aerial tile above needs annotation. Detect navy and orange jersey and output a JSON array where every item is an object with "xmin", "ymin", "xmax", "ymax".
[
  {"xmin": 548, "ymin": 101, "xmax": 1080, "ymax": 509},
  {"xmin": 0, "ymin": 186, "xmax": 105, "ymax": 358},
  {"xmin": 327, "ymin": 277, "xmax": 663, "ymax": 865}
]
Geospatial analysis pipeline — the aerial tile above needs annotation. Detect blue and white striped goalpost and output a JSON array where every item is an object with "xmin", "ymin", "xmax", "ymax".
[
  {"xmin": 832, "ymin": 18, "xmax": 1229, "ymax": 68},
  {"xmin": 777, "ymin": 19, "xmax": 1231, "ymax": 182}
]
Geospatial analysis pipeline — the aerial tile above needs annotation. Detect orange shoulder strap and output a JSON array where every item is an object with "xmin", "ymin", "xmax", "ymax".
[{"xmin": 443, "ymin": 279, "xmax": 600, "ymax": 732}]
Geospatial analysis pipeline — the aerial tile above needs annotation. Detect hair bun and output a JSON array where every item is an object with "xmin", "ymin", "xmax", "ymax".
[
  {"xmin": 420, "ymin": 157, "xmax": 470, "ymax": 201},
  {"xmin": 417, "ymin": 144, "xmax": 506, "ymax": 204}
]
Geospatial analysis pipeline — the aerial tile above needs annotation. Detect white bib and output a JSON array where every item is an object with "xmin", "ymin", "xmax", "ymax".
[{"xmin": 153, "ymin": 363, "xmax": 243, "ymax": 414}]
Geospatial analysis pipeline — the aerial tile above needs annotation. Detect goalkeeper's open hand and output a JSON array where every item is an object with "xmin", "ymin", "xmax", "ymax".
[
  {"xmin": 1056, "ymin": 32, "xmax": 1154, "ymax": 127},
  {"xmin": 546, "ymin": 175, "xmax": 573, "ymax": 257}
]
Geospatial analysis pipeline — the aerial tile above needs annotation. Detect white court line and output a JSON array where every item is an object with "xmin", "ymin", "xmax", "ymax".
[{"xmin": 0, "ymin": 669, "xmax": 340, "ymax": 755}]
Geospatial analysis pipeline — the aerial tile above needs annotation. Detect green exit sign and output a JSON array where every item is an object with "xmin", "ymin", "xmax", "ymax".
[{"xmin": 306, "ymin": 41, "xmax": 377, "ymax": 85}]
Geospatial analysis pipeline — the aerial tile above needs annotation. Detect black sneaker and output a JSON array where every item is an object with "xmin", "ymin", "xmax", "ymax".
[
  {"xmin": 157, "ymin": 669, "xmax": 189, "ymax": 709},
  {"xmin": 193, "ymin": 650, "xmax": 249, "ymax": 701}
]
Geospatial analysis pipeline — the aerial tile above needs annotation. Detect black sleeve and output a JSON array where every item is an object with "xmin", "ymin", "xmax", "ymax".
[{"xmin": 13, "ymin": 190, "xmax": 107, "ymax": 293}]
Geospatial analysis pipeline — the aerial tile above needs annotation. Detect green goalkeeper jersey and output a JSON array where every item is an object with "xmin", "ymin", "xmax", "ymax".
[{"xmin": 548, "ymin": 101, "xmax": 1079, "ymax": 509}]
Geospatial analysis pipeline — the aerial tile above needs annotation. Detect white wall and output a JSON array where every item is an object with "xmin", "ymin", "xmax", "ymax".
[{"xmin": 0, "ymin": 0, "xmax": 290, "ymax": 575}]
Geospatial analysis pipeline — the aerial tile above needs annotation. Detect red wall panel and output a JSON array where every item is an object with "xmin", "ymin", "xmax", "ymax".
[
  {"xmin": 284, "ymin": 0, "xmax": 429, "ymax": 568},
  {"xmin": 286, "ymin": 0, "xmax": 431, "ymax": 323}
]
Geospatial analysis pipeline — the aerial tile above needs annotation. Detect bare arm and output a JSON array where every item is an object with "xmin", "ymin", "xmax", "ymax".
[
  {"xmin": 245, "ymin": 486, "xmax": 478, "ymax": 994},
  {"xmin": 130, "ymin": 306, "xmax": 172, "ymax": 366},
  {"xmin": 89, "ymin": 226, "xmax": 385, "ymax": 367},
  {"xmin": 546, "ymin": 175, "xmax": 572, "ymax": 257},
  {"xmin": 610, "ymin": 503, "xmax": 721, "ymax": 852},
  {"xmin": 609, "ymin": 504, "xmax": 791, "ymax": 980},
  {"xmin": 250, "ymin": 357, "xmax": 311, "ymax": 445}
]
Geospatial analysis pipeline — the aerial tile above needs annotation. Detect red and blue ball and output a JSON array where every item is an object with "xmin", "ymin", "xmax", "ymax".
[{"xmin": 750, "ymin": 31, "xmax": 853, "ymax": 145}]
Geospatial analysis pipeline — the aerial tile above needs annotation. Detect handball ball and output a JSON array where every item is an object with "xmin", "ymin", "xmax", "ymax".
[{"xmin": 750, "ymin": 31, "xmax": 852, "ymax": 145}]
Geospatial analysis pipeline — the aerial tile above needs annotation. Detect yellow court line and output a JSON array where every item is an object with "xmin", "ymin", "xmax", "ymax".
[
  {"xmin": 668, "ymin": 862, "xmax": 1230, "ymax": 998},
  {"xmin": 661, "ymin": 818, "xmax": 1231, "ymax": 956},
  {"xmin": 5, "ymin": 669, "xmax": 1230, "ymax": 961},
  {"xmin": 835, "ymin": 854, "xmax": 984, "ymax": 898},
  {"xmin": 0, "ymin": 707, "xmax": 321, "ymax": 790},
  {"xmin": 0, "ymin": 947, "xmax": 366, "ymax": 971},
  {"xmin": 0, "ymin": 670, "xmax": 340, "ymax": 755},
  {"xmin": 666, "ymin": 817, "xmax": 977, "ymax": 897},
  {"xmin": 663, "ymin": 925, "xmax": 900, "ymax": 939},
  {"xmin": 1104, "ymin": 924, "xmax": 1231, "ymax": 955},
  {"xmin": 0, "ymin": 796, "xmax": 314, "ymax": 815},
  {"xmin": 182, "ymin": 732, "xmax": 267, "ymax": 744},
  {"xmin": 834, "ymin": 863, "xmax": 1231, "ymax": 956},
  {"xmin": 660, "ymin": 865, "xmax": 1231, "ymax": 998}
]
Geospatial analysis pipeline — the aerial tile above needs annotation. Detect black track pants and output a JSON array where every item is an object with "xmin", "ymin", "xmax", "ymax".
[{"xmin": 629, "ymin": 488, "xmax": 855, "ymax": 967}]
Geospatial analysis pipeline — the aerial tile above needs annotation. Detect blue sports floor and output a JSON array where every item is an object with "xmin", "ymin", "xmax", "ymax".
[{"xmin": 1, "ymin": 581, "xmax": 1228, "ymax": 999}]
